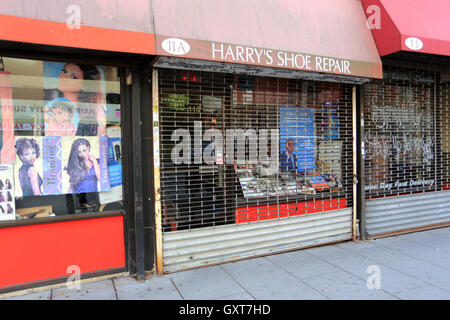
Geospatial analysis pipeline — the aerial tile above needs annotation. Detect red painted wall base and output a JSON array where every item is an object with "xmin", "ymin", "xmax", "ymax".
[{"xmin": 0, "ymin": 215, "xmax": 125, "ymax": 289}]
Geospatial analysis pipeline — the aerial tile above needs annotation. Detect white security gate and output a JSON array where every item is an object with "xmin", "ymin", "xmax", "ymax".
[
  {"xmin": 156, "ymin": 68, "xmax": 356, "ymax": 272},
  {"xmin": 163, "ymin": 209, "xmax": 352, "ymax": 272},
  {"xmin": 362, "ymin": 64, "xmax": 450, "ymax": 238}
]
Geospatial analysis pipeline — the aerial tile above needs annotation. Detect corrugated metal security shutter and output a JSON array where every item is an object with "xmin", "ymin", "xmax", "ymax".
[
  {"xmin": 363, "ymin": 64, "xmax": 450, "ymax": 238},
  {"xmin": 158, "ymin": 69, "xmax": 354, "ymax": 271}
]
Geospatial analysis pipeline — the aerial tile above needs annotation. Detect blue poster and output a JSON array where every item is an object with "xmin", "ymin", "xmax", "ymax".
[
  {"xmin": 279, "ymin": 106, "xmax": 316, "ymax": 172},
  {"xmin": 107, "ymin": 136, "xmax": 122, "ymax": 188},
  {"xmin": 99, "ymin": 127, "xmax": 122, "ymax": 204}
]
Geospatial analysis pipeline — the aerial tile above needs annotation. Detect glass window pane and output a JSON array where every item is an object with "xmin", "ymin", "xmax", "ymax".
[{"xmin": 0, "ymin": 57, "xmax": 122, "ymax": 222}]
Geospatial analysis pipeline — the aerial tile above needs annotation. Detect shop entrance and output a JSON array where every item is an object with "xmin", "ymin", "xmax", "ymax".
[
  {"xmin": 362, "ymin": 63, "xmax": 450, "ymax": 237},
  {"xmin": 156, "ymin": 68, "xmax": 355, "ymax": 272}
]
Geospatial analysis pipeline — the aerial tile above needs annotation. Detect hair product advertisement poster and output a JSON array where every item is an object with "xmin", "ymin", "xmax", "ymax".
[
  {"xmin": 99, "ymin": 126, "xmax": 122, "ymax": 204},
  {"xmin": 14, "ymin": 136, "xmax": 45, "ymax": 197},
  {"xmin": 0, "ymin": 165, "xmax": 15, "ymax": 221},
  {"xmin": 14, "ymin": 136, "xmax": 110, "ymax": 197},
  {"xmin": 0, "ymin": 72, "xmax": 15, "ymax": 165},
  {"xmin": 43, "ymin": 61, "xmax": 108, "ymax": 137},
  {"xmin": 61, "ymin": 136, "xmax": 110, "ymax": 194}
]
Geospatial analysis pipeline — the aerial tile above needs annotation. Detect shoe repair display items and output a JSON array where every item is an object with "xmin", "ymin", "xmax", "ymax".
[{"xmin": 234, "ymin": 109, "xmax": 344, "ymax": 199}]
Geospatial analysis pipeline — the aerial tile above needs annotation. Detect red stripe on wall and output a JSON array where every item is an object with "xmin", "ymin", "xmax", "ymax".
[
  {"xmin": 0, "ymin": 14, "xmax": 155, "ymax": 54},
  {"xmin": 235, "ymin": 198, "xmax": 347, "ymax": 224},
  {"xmin": 0, "ymin": 215, "xmax": 125, "ymax": 289}
]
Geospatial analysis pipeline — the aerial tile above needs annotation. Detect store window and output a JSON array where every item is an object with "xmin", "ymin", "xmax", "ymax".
[
  {"xmin": 0, "ymin": 57, "xmax": 122, "ymax": 222},
  {"xmin": 159, "ymin": 69, "xmax": 353, "ymax": 231},
  {"xmin": 363, "ymin": 65, "xmax": 437, "ymax": 199}
]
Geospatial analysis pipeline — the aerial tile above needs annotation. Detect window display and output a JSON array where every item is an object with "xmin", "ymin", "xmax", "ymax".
[
  {"xmin": 234, "ymin": 105, "xmax": 344, "ymax": 199},
  {"xmin": 159, "ymin": 69, "xmax": 352, "ymax": 231},
  {"xmin": 43, "ymin": 62, "xmax": 107, "ymax": 137},
  {"xmin": 0, "ymin": 56, "xmax": 122, "ymax": 222},
  {"xmin": 363, "ymin": 67, "xmax": 436, "ymax": 197}
]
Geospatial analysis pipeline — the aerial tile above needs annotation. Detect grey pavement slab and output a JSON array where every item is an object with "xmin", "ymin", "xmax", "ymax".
[
  {"xmin": 303, "ymin": 243, "xmax": 363, "ymax": 261},
  {"xmin": 52, "ymin": 279, "xmax": 117, "ymax": 300},
  {"xmin": 301, "ymin": 270, "xmax": 397, "ymax": 300},
  {"xmin": 405, "ymin": 248, "xmax": 450, "ymax": 271},
  {"xmin": 373, "ymin": 236, "xmax": 450, "ymax": 271},
  {"xmin": 372, "ymin": 236, "xmax": 435, "ymax": 256},
  {"xmin": 315, "ymin": 253, "xmax": 380, "ymax": 280},
  {"xmin": 214, "ymin": 292, "xmax": 255, "ymax": 300},
  {"xmin": 221, "ymin": 257, "xmax": 327, "ymax": 300},
  {"xmin": 382, "ymin": 258, "xmax": 450, "ymax": 294},
  {"xmin": 168, "ymin": 265, "xmax": 246, "ymax": 300},
  {"xmin": 314, "ymin": 244, "xmax": 431, "ymax": 296},
  {"xmin": 425, "ymin": 227, "xmax": 450, "ymax": 238},
  {"xmin": 372, "ymin": 265, "xmax": 427, "ymax": 296},
  {"xmin": 394, "ymin": 285, "xmax": 450, "ymax": 300},
  {"xmin": 113, "ymin": 276, "xmax": 182, "ymax": 300},
  {"xmin": 1, "ymin": 290, "xmax": 52, "ymax": 300},
  {"xmin": 336, "ymin": 240, "xmax": 411, "ymax": 264},
  {"xmin": 266, "ymin": 249, "xmax": 342, "ymax": 280},
  {"xmin": 399, "ymin": 231, "xmax": 450, "ymax": 251}
]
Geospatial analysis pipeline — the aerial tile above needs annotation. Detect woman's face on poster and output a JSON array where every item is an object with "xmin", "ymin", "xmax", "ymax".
[
  {"xmin": 58, "ymin": 63, "xmax": 84, "ymax": 94},
  {"xmin": 77, "ymin": 144, "xmax": 90, "ymax": 161},
  {"xmin": 21, "ymin": 147, "xmax": 38, "ymax": 164}
]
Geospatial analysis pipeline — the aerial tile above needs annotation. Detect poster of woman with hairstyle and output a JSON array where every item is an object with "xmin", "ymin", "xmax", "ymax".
[
  {"xmin": 43, "ymin": 62, "xmax": 107, "ymax": 137},
  {"xmin": 14, "ymin": 137, "xmax": 44, "ymax": 197},
  {"xmin": 62, "ymin": 136, "xmax": 110, "ymax": 194},
  {"xmin": 14, "ymin": 136, "xmax": 63, "ymax": 197}
]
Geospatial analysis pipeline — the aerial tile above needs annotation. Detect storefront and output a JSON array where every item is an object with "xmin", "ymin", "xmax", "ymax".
[
  {"xmin": 360, "ymin": 0, "xmax": 450, "ymax": 238},
  {"xmin": 0, "ymin": 1, "xmax": 155, "ymax": 292},
  {"xmin": 150, "ymin": 0, "xmax": 382, "ymax": 273},
  {"xmin": 0, "ymin": 0, "xmax": 387, "ymax": 292}
]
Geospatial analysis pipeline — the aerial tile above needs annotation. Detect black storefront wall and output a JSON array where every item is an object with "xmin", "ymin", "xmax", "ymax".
[
  {"xmin": 122, "ymin": 60, "xmax": 157, "ymax": 278},
  {"xmin": 360, "ymin": 55, "xmax": 450, "ymax": 239}
]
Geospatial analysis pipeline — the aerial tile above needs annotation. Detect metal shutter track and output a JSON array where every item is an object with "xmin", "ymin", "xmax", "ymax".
[{"xmin": 162, "ymin": 209, "xmax": 352, "ymax": 272}]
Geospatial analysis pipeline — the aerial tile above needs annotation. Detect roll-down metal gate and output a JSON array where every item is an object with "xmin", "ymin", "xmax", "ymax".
[
  {"xmin": 362, "ymin": 64, "xmax": 450, "ymax": 238},
  {"xmin": 157, "ymin": 68, "xmax": 354, "ymax": 272}
]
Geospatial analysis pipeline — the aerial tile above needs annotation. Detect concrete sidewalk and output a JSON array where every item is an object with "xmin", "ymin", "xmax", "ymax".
[{"xmin": 2, "ymin": 226, "xmax": 450, "ymax": 300}]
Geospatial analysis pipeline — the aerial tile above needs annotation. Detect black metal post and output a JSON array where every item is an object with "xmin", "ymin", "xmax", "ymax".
[
  {"xmin": 357, "ymin": 84, "xmax": 367, "ymax": 240},
  {"xmin": 131, "ymin": 65, "xmax": 145, "ymax": 281}
]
